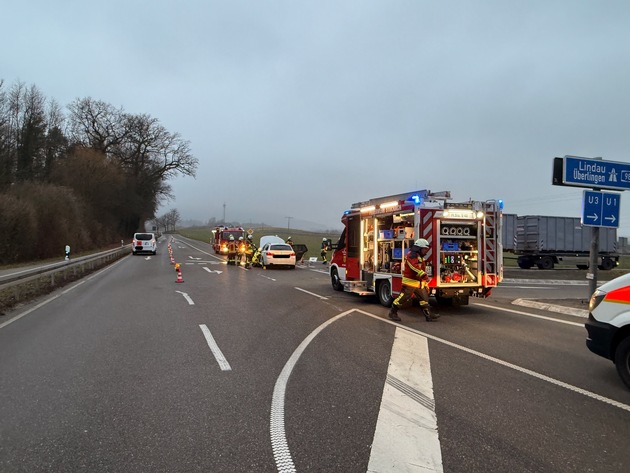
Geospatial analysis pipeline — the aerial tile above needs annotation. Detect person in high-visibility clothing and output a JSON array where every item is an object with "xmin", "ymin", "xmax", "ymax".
[
  {"xmin": 244, "ymin": 234, "xmax": 255, "ymax": 269},
  {"xmin": 388, "ymin": 238, "xmax": 440, "ymax": 322},
  {"xmin": 320, "ymin": 237, "xmax": 329, "ymax": 264},
  {"xmin": 227, "ymin": 235, "xmax": 238, "ymax": 265},
  {"xmin": 237, "ymin": 236, "xmax": 246, "ymax": 266}
]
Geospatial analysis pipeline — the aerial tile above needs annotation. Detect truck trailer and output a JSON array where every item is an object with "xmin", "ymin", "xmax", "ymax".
[
  {"xmin": 502, "ymin": 214, "xmax": 619, "ymax": 270},
  {"xmin": 329, "ymin": 190, "xmax": 503, "ymax": 307}
]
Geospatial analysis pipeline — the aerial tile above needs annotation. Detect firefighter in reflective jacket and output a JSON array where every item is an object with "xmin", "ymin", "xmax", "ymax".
[
  {"xmin": 227, "ymin": 235, "xmax": 238, "ymax": 265},
  {"xmin": 244, "ymin": 234, "xmax": 255, "ymax": 268},
  {"xmin": 388, "ymin": 238, "xmax": 440, "ymax": 322},
  {"xmin": 237, "ymin": 236, "xmax": 246, "ymax": 266}
]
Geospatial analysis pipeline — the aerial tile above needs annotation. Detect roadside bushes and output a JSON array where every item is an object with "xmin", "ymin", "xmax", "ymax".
[
  {"xmin": 0, "ymin": 194, "xmax": 37, "ymax": 264},
  {"xmin": 0, "ymin": 182, "xmax": 94, "ymax": 264}
]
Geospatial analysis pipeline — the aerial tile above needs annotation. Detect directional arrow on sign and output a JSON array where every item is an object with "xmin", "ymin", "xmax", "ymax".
[
  {"xmin": 582, "ymin": 190, "xmax": 621, "ymax": 228},
  {"xmin": 203, "ymin": 267, "xmax": 223, "ymax": 275}
]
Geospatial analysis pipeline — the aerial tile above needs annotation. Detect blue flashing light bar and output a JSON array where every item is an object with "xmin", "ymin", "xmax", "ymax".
[{"xmin": 409, "ymin": 194, "xmax": 422, "ymax": 205}]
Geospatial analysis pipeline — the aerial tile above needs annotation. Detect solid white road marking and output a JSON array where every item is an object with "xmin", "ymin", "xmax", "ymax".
[
  {"xmin": 368, "ymin": 328, "xmax": 443, "ymax": 472},
  {"xmin": 502, "ymin": 286, "xmax": 555, "ymax": 289},
  {"xmin": 294, "ymin": 287, "xmax": 328, "ymax": 300},
  {"xmin": 175, "ymin": 290, "xmax": 194, "ymax": 305},
  {"xmin": 271, "ymin": 311, "xmax": 349, "ymax": 472},
  {"xmin": 510, "ymin": 298, "xmax": 589, "ymax": 318},
  {"xmin": 199, "ymin": 324, "xmax": 231, "ymax": 371},
  {"xmin": 502, "ymin": 278, "xmax": 589, "ymax": 286},
  {"xmin": 0, "ymin": 258, "xmax": 126, "ymax": 330},
  {"xmin": 472, "ymin": 302, "xmax": 584, "ymax": 326}
]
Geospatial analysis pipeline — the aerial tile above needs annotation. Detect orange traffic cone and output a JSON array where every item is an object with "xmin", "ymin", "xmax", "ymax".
[{"xmin": 176, "ymin": 271, "xmax": 184, "ymax": 283}]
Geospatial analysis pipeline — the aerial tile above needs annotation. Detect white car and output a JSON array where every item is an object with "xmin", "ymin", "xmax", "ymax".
[
  {"xmin": 260, "ymin": 242, "xmax": 296, "ymax": 269},
  {"xmin": 585, "ymin": 272, "xmax": 630, "ymax": 389},
  {"xmin": 132, "ymin": 232, "xmax": 157, "ymax": 255}
]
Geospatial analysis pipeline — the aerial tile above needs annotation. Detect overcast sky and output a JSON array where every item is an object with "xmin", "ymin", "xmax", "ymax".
[{"xmin": 4, "ymin": 1, "xmax": 630, "ymax": 235}]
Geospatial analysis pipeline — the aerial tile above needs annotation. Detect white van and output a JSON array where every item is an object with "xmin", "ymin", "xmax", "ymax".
[{"xmin": 132, "ymin": 233, "xmax": 157, "ymax": 255}]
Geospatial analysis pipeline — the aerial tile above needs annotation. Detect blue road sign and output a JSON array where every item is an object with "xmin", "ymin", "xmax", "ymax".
[
  {"xmin": 564, "ymin": 156, "xmax": 630, "ymax": 191},
  {"xmin": 582, "ymin": 190, "xmax": 621, "ymax": 228}
]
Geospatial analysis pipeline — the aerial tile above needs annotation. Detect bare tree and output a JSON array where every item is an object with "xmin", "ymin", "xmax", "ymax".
[{"xmin": 67, "ymin": 97, "xmax": 127, "ymax": 153}]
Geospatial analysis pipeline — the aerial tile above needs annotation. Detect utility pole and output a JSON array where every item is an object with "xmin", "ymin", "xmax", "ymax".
[
  {"xmin": 223, "ymin": 202, "xmax": 226, "ymax": 224},
  {"xmin": 285, "ymin": 216, "xmax": 293, "ymax": 231}
]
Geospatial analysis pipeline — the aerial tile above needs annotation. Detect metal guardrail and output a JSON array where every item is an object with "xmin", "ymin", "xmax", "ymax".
[{"xmin": 0, "ymin": 247, "xmax": 129, "ymax": 314}]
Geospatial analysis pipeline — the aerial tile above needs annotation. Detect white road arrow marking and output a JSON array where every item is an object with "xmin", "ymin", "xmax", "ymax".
[
  {"xmin": 188, "ymin": 256, "xmax": 202, "ymax": 260},
  {"xmin": 175, "ymin": 290, "xmax": 194, "ymax": 305},
  {"xmin": 203, "ymin": 267, "xmax": 223, "ymax": 275}
]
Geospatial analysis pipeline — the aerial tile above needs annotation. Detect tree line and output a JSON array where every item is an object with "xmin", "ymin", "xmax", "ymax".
[{"xmin": 0, "ymin": 79, "xmax": 198, "ymax": 264}]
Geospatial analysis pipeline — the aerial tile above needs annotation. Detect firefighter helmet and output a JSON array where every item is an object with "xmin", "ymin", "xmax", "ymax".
[
  {"xmin": 322, "ymin": 237, "xmax": 327, "ymax": 241},
  {"xmin": 229, "ymin": 235, "xmax": 234, "ymax": 240},
  {"xmin": 247, "ymin": 234, "xmax": 253, "ymax": 240},
  {"xmin": 414, "ymin": 238, "xmax": 429, "ymax": 248},
  {"xmin": 239, "ymin": 236, "xmax": 244, "ymax": 241}
]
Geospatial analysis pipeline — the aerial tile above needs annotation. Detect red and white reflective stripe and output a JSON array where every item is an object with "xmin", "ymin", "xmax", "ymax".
[
  {"xmin": 605, "ymin": 286, "xmax": 630, "ymax": 305},
  {"xmin": 421, "ymin": 210, "xmax": 435, "ymax": 260}
]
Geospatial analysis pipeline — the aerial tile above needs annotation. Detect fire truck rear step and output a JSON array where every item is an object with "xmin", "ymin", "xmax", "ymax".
[{"xmin": 343, "ymin": 280, "xmax": 374, "ymax": 296}]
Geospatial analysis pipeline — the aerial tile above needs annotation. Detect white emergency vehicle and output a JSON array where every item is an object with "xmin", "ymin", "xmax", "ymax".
[{"xmin": 586, "ymin": 272, "xmax": 630, "ymax": 389}]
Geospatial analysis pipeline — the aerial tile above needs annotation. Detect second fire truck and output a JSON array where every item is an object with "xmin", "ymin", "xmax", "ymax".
[
  {"xmin": 212, "ymin": 225, "xmax": 245, "ymax": 254},
  {"xmin": 329, "ymin": 190, "xmax": 503, "ymax": 306}
]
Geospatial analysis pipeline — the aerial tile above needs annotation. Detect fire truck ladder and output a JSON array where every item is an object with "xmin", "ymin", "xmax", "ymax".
[{"xmin": 483, "ymin": 200, "xmax": 502, "ymax": 286}]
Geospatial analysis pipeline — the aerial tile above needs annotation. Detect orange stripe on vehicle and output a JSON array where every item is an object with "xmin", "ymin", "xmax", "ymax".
[{"xmin": 605, "ymin": 286, "xmax": 630, "ymax": 304}]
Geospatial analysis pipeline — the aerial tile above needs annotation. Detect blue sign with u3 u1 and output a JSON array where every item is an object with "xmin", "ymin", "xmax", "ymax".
[
  {"xmin": 582, "ymin": 190, "xmax": 621, "ymax": 228},
  {"xmin": 564, "ymin": 156, "xmax": 630, "ymax": 191}
]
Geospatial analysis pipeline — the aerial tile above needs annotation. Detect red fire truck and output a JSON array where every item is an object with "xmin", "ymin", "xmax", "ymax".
[
  {"xmin": 329, "ymin": 190, "xmax": 503, "ymax": 306},
  {"xmin": 212, "ymin": 226, "xmax": 245, "ymax": 254}
]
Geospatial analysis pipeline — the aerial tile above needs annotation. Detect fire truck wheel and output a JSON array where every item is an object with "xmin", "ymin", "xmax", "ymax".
[
  {"xmin": 377, "ymin": 280, "xmax": 393, "ymax": 307},
  {"xmin": 331, "ymin": 268, "xmax": 343, "ymax": 291},
  {"xmin": 615, "ymin": 336, "xmax": 630, "ymax": 389}
]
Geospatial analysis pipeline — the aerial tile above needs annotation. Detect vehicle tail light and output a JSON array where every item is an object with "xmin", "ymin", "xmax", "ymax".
[
  {"xmin": 266, "ymin": 252, "xmax": 274, "ymax": 256},
  {"xmin": 290, "ymin": 252, "xmax": 295, "ymax": 256}
]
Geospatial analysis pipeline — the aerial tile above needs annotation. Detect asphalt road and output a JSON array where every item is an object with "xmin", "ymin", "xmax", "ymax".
[{"xmin": 1, "ymin": 236, "xmax": 629, "ymax": 472}]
